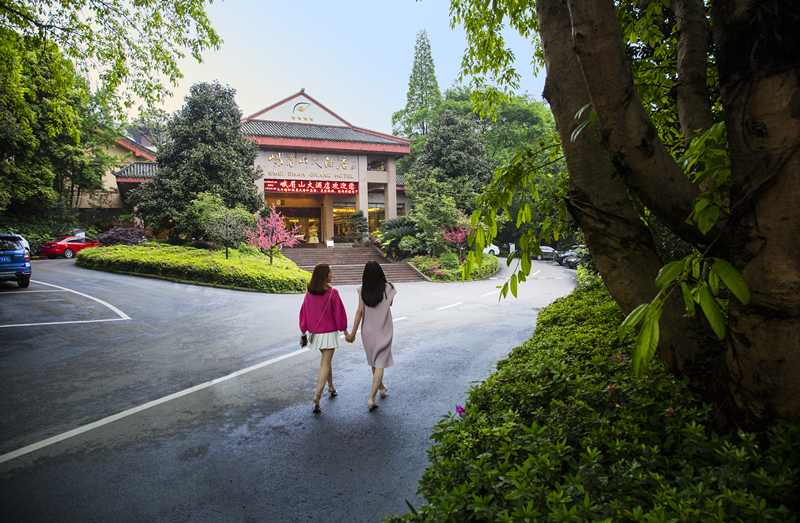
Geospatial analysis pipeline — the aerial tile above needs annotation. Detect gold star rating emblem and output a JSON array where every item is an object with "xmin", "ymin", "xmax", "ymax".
[
  {"xmin": 310, "ymin": 117, "xmax": 313, "ymax": 121},
  {"xmin": 303, "ymin": 117, "xmax": 308, "ymax": 121},
  {"xmin": 291, "ymin": 116, "xmax": 295, "ymax": 120}
]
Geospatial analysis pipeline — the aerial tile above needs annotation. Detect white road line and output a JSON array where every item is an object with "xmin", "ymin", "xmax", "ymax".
[
  {"xmin": 531, "ymin": 270, "xmax": 542, "ymax": 277},
  {"xmin": 0, "ymin": 290, "xmax": 68, "ymax": 294},
  {"xmin": 0, "ymin": 281, "xmax": 130, "ymax": 329},
  {"xmin": 436, "ymin": 302, "xmax": 463, "ymax": 310},
  {"xmin": 481, "ymin": 291, "xmax": 499, "ymax": 297},
  {"xmin": 1, "ymin": 318, "xmax": 128, "ymax": 329},
  {"xmin": 0, "ymin": 348, "xmax": 311, "ymax": 464},
  {"xmin": 35, "ymin": 280, "xmax": 130, "ymax": 319}
]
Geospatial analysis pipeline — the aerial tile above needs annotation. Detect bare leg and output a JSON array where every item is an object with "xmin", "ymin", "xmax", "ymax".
[
  {"xmin": 369, "ymin": 367, "xmax": 384, "ymax": 404},
  {"xmin": 372, "ymin": 367, "xmax": 387, "ymax": 396},
  {"xmin": 315, "ymin": 349, "xmax": 335, "ymax": 404}
]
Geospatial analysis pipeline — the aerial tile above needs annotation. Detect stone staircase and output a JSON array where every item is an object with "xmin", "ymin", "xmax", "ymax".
[{"xmin": 281, "ymin": 245, "xmax": 428, "ymax": 285}]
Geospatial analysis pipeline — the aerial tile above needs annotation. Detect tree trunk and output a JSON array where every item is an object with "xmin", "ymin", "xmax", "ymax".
[
  {"xmin": 566, "ymin": 0, "xmax": 727, "ymax": 253},
  {"xmin": 536, "ymin": 0, "xmax": 706, "ymax": 374},
  {"xmin": 712, "ymin": 0, "xmax": 800, "ymax": 427}
]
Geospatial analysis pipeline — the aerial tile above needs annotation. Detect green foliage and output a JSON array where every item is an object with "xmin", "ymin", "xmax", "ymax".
[
  {"xmin": 410, "ymin": 109, "xmax": 495, "ymax": 213},
  {"xmin": 385, "ymin": 276, "xmax": 800, "ymax": 522},
  {"xmin": 75, "ymin": 244, "xmax": 309, "ymax": 293},
  {"xmin": 392, "ymin": 29, "xmax": 442, "ymax": 138},
  {"xmin": 412, "ymin": 253, "xmax": 498, "ymax": 282},
  {"xmin": 464, "ymin": 140, "xmax": 569, "ymax": 294},
  {"xmin": 619, "ymin": 252, "xmax": 750, "ymax": 377},
  {"xmin": 130, "ymin": 82, "xmax": 263, "ymax": 242},
  {"xmin": 346, "ymin": 210, "xmax": 370, "ymax": 243},
  {"xmin": 190, "ymin": 192, "xmax": 255, "ymax": 258},
  {"xmin": 398, "ymin": 235, "xmax": 424, "ymax": 257},
  {"xmin": 0, "ymin": 199, "xmax": 80, "ymax": 252},
  {"xmin": 0, "ymin": 0, "xmax": 221, "ymax": 117},
  {"xmin": 405, "ymin": 170, "xmax": 458, "ymax": 256}
]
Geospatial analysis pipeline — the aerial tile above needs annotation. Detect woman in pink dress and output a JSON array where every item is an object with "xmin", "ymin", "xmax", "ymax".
[
  {"xmin": 299, "ymin": 263, "xmax": 348, "ymax": 413},
  {"xmin": 346, "ymin": 261, "xmax": 396, "ymax": 411}
]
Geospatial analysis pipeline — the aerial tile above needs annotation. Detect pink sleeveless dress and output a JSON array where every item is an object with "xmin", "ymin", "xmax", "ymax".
[{"xmin": 357, "ymin": 283, "xmax": 396, "ymax": 368}]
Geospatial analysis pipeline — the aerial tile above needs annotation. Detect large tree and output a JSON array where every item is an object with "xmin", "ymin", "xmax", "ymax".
[
  {"xmin": 130, "ymin": 82, "xmax": 263, "ymax": 242},
  {"xmin": 454, "ymin": 0, "xmax": 800, "ymax": 429},
  {"xmin": 0, "ymin": 0, "xmax": 221, "ymax": 122},
  {"xmin": 392, "ymin": 29, "xmax": 442, "ymax": 138}
]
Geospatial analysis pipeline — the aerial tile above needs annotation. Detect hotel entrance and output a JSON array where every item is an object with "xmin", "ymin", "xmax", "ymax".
[{"xmin": 265, "ymin": 195, "xmax": 323, "ymax": 245}]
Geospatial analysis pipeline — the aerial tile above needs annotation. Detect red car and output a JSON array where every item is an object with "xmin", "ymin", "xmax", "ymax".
[{"xmin": 39, "ymin": 236, "xmax": 101, "ymax": 259}]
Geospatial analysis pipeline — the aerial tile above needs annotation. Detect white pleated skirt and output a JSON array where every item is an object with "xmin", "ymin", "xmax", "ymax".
[{"xmin": 307, "ymin": 331, "xmax": 341, "ymax": 350}]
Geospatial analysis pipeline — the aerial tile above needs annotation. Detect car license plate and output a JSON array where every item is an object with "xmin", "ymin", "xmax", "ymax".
[{"xmin": 0, "ymin": 256, "xmax": 9, "ymax": 262}]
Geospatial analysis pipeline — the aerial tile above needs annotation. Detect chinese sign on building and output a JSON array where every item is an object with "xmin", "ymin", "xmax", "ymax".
[
  {"xmin": 265, "ymin": 179, "xmax": 359, "ymax": 195},
  {"xmin": 258, "ymin": 150, "xmax": 359, "ymax": 181}
]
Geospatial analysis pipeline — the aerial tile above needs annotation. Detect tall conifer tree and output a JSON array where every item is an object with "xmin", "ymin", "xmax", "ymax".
[{"xmin": 392, "ymin": 29, "xmax": 442, "ymax": 138}]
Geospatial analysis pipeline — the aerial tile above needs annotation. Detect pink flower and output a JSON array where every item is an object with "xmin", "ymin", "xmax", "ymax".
[
  {"xmin": 666, "ymin": 407, "xmax": 674, "ymax": 417},
  {"xmin": 607, "ymin": 385, "xmax": 617, "ymax": 392},
  {"xmin": 455, "ymin": 405, "xmax": 465, "ymax": 417}
]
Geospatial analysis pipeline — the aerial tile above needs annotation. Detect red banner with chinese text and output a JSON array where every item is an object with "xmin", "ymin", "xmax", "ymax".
[{"xmin": 264, "ymin": 179, "xmax": 358, "ymax": 194}]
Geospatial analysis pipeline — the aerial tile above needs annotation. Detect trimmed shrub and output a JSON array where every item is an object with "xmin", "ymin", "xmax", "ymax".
[
  {"xmin": 384, "ymin": 276, "xmax": 800, "ymax": 522},
  {"xmin": 98, "ymin": 226, "xmax": 154, "ymax": 246},
  {"xmin": 412, "ymin": 253, "xmax": 499, "ymax": 282},
  {"xmin": 75, "ymin": 245, "xmax": 310, "ymax": 293},
  {"xmin": 438, "ymin": 251, "xmax": 459, "ymax": 270}
]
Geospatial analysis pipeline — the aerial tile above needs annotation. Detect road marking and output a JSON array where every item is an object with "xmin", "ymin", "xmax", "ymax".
[
  {"xmin": 0, "ymin": 281, "xmax": 130, "ymax": 329},
  {"xmin": 0, "ymin": 347, "xmax": 311, "ymax": 464},
  {"xmin": 481, "ymin": 291, "xmax": 499, "ymax": 297},
  {"xmin": 0, "ymin": 290, "xmax": 68, "ymax": 294},
  {"xmin": 531, "ymin": 270, "xmax": 541, "ymax": 277},
  {"xmin": 436, "ymin": 302, "xmax": 463, "ymax": 310}
]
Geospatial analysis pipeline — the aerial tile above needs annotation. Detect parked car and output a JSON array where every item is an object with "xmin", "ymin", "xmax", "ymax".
[
  {"xmin": 535, "ymin": 246, "xmax": 556, "ymax": 260},
  {"xmin": 564, "ymin": 255, "xmax": 580, "ymax": 269},
  {"xmin": 0, "ymin": 233, "xmax": 31, "ymax": 287},
  {"xmin": 39, "ymin": 236, "xmax": 101, "ymax": 259},
  {"xmin": 483, "ymin": 243, "xmax": 500, "ymax": 256},
  {"xmin": 555, "ymin": 250, "xmax": 576, "ymax": 265}
]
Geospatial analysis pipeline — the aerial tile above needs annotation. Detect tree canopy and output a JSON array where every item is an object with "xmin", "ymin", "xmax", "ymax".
[
  {"xmin": 130, "ymin": 82, "xmax": 263, "ymax": 242},
  {"xmin": 392, "ymin": 29, "xmax": 442, "ymax": 138},
  {"xmin": 454, "ymin": 0, "xmax": 800, "ymax": 428},
  {"xmin": 0, "ymin": 0, "xmax": 221, "ymax": 119}
]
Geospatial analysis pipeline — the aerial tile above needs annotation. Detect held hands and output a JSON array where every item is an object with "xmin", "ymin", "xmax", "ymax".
[{"xmin": 345, "ymin": 331, "xmax": 356, "ymax": 343}]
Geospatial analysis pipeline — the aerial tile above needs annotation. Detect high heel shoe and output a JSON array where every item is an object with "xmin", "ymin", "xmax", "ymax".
[
  {"xmin": 328, "ymin": 386, "xmax": 338, "ymax": 398},
  {"xmin": 379, "ymin": 385, "xmax": 388, "ymax": 399},
  {"xmin": 312, "ymin": 393, "xmax": 322, "ymax": 413},
  {"xmin": 367, "ymin": 400, "xmax": 379, "ymax": 411}
]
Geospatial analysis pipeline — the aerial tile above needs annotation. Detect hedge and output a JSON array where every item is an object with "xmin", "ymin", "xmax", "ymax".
[
  {"xmin": 75, "ymin": 244, "xmax": 310, "ymax": 293},
  {"xmin": 413, "ymin": 253, "xmax": 500, "ymax": 282},
  {"xmin": 385, "ymin": 275, "xmax": 800, "ymax": 522}
]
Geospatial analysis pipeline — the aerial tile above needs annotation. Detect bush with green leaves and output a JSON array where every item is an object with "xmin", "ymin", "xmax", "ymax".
[
  {"xmin": 438, "ymin": 251, "xmax": 460, "ymax": 270},
  {"xmin": 399, "ymin": 235, "xmax": 424, "ymax": 257},
  {"xmin": 412, "ymin": 253, "xmax": 498, "ymax": 282},
  {"xmin": 75, "ymin": 244, "xmax": 309, "ymax": 293},
  {"xmin": 384, "ymin": 275, "xmax": 800, "ymax": 522}
]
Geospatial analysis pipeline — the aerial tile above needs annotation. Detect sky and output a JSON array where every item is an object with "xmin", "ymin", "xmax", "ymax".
[{"xmin": 152, "ymin": 0, "xmax": 546, "ymax": 135}]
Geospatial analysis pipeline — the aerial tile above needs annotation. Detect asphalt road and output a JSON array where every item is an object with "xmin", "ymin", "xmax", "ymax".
[{"xmin": 0, "ymin": 257, "xmax": 576, "ymax": 522}]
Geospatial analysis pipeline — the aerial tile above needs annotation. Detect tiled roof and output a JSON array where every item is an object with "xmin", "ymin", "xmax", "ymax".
[
  {"xmin": 115, "ymin": 137, "xmax": 156, "ymax": 160},
  {"xmin": 242, "ymin": 121, "xmax": 408, "ymax": 146},
  {"xmin": 115, "ymin": 162, "xmax": 157, "ymax": 179}
]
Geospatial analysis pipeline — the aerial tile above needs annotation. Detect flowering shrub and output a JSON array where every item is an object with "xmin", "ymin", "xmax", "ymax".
[
  {"xmin": 75, "ymin": 244, "xmax": 310, "ymax": 293},
  {"xmin": 384, "ymin": 276, "xmax": 800, "ymax": 522},
  {"xmin": 98, "ymin": 226, "xmax": 153, "ymax": 246},
  {"xmin": 412, "ymin": 253, "xmax": 498, "ymax": 282}
]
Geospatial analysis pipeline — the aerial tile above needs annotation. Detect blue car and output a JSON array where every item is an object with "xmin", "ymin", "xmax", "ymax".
[{"xmin": 0, "ymin": 233, "xmax": 32, "ymax": 288}]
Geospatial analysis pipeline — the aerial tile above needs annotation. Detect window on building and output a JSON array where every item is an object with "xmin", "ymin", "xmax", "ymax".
[
  {"xmin": 397, "ymin": 203, "xmax": 405, "ymax": 217},
  {"xmin": 333, "ymin": 203, "xmax": 356, "ymax": 238},
  {"xmin": 368, "ymin": 203, "xmax": 385, "ymax": 231},
  {"xmin": 366, "ymin": 157, "xmax": 386, "ymax": 171}
]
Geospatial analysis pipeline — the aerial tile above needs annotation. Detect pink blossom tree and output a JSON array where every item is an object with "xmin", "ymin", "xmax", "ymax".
[
  {"xmin": 246, "ymin": 204, "xmax": 301, "ymax": 264},
  {"xmin": 441, "ymin": 211, "xmax": 472, "ymax": 262}
]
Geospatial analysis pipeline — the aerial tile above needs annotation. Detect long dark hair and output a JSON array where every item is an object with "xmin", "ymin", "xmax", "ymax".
[
  {"xmin": 307, "ymin": 263, "xmax": 331, "ymax": 296},
  {"xmin": 361, "ymin": 261, "xmax": 393, "ymax": 307}
]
